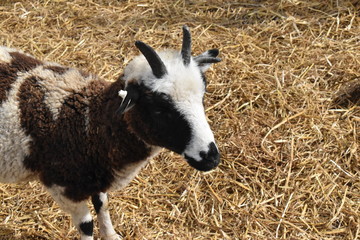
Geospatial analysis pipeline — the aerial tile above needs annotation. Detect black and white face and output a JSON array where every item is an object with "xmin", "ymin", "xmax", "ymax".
[{"xmin": 119, "ymin": 26, "xmax": 221, "ymax": 171}]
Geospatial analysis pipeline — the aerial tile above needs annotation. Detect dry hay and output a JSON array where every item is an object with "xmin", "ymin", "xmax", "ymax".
[{"xmin": 0, "ymin": 0, "xmax": 359, "ymax": 239}]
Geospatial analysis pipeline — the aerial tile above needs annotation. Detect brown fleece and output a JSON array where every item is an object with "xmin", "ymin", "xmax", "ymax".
[
  {"xmin": 0, "ymin": 63, "xmax": 18, "ymax": 103},
  {"xmin": 1, "ymin": 52, "xmax": 42, "ymax": 103},
  {"xmin": 9, "ymin": 52, "xmax": 42, "ymax": 72},
  {"xmin": 18, "ymin": 72, "xmax": 151, "ymax": 201}
]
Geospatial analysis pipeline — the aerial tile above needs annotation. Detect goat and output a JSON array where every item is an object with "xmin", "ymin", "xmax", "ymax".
[{"xmin": 0, "ymin": 26, "xmax": 221, "ymax": 240}]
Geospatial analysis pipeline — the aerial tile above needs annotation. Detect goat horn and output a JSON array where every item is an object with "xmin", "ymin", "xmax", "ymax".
[
  {"xmin": 135, "ymin": 41, "xmax": 167, "ymax": 78},
  {"xmin": 181, "ymin": 25, "xmax": 191, "ymax": 66}
]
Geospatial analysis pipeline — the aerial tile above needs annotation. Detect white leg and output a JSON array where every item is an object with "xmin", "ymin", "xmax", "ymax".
[
  {"xmin": 47, "ymin": 186, "xmax": 94, "ymax": 240},
  {"xmin": 92, "ymin": 192, "xmax": 122, "ymax": 240}
]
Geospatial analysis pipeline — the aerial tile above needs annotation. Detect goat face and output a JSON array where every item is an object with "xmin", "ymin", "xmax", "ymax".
[{"xmin": 119, "ymin": 26, "xmax": 221, "ymax": 171}]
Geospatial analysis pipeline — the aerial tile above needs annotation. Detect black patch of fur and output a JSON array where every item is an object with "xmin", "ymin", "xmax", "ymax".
[
  {"xmin": 125, "ymin": 84, "xmax": 192, "ymax": 154},
  {"xmin": 18, "ymin": 76, "xmax": 54, "ymax": 172},
  {"xmin": 19, "ymin": 73, "xmax": 151, "ymax": 201},
  {"xmin": 207, "ymin": 49, "xmax": 219, "ymax": 58},
  {"xmin": 185, "ymin": 143, "xmax": 220, "ymax": 172},
  {"xmin": 0, "ymin": 52, "xmax": 42, "ymax": 103},
  {"xmin": 9, "ymin": 52, "xmax": 42, "ymax": 72},
  {"xmin": 79, "ymin": 220, "xmax": 94, "ymax": 236},
  {"xmin": 91, "ymin": 194, "xmax": 103, "ymax": 214},
  {"xmin": 0, "ymin": 63, "xmax": 18, "ymax": 103},
  {"xmin": 18, "ymin": 76, "xmax": 53, "ymax": 136}
]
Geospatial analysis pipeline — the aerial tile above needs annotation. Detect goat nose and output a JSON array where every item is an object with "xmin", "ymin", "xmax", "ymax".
[
  {"xmin": 184, "ymin": 142, "xmax": 220, "ymax": 171},
  {"xmin": 200, "ymin": 142, "xmax": 220, "ymax": 164}
]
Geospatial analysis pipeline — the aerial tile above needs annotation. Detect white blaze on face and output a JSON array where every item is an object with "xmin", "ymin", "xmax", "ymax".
[
  {"xmin": 177, "ymin": 100, "xmax": 215, "ymax": 161},
  {"xmin": 147, "ymin": 51, "xmax": 216, "ymax": 162},
  {"xmin": 123, "ymin": 48, "xmax": 219, "ymax": 163}
]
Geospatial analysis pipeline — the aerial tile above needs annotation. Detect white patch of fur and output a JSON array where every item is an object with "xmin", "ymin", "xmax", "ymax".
[
  {"xmin": 35, "ymin": 64, "xmax": 94, "ymax": 119},
  {"xmin": 1, "ymin": 45, "xmax": 94, "ymax": 119},
  {"xmin": 0, "ymin": 52, "xmax": 95, "ymax": 182},
  {"xmin": 80, "ymin": 235, "xmax": 94, "ymax": 240},
  {"xmin": 0, "ymin": 72, "xmax": 34, "ymax": 183},
  {"xmin": 99, "ymin": 192, "xmax": 108, "ymax": 205},
  {"xmin": 159, "ymin": 58, "xmax": 215, "ymax": 161},
  {"xmin": 124, "ymin": 49, "xmax": 216, "ymax": 161},
  {"xmin": 96, "ymin": 192, "xmax": 121, "ymax": 240},
  {"xmin": 118, "ymin": 90, "xmax": 127, "ymax": 99},
  {"xmin": 47, "ymin": 185, "xmax": 94, "ymax": 240},
  {"xmin": 0, "ymin": 46, "xmax": 95, "ymax": 184},
  {"xmin": 124, "ymin": 50, "xmax": 204, "ymax": 95},
  {"xmin": 178, "ymin": 101, "xmax": 215, "ymax": 161},
  {"xmin": 0, "ymin": 46, "xmax": 13, "ymax": 63},
  {"xmin": 0, "ymin": 46, "xmax": 37, "ymax": 63}
]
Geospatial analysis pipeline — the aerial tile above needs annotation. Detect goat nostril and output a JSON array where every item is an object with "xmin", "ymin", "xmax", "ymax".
[
  {"xmin": 209, "ymin": 142, "xmax": 218, "ymax": 155},
  {"xmin": 186, "ymin": 142, "xmax": 220, "ymax": 171},
  {"xmin": 200, "ymin": 142, "xmax": 220, "ymax": 161}
]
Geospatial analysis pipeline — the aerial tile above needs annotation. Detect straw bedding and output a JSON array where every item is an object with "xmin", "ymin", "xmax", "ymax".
[{"xmin": 0, "ymin": 0, "xmax": 359, "ymax": 239}]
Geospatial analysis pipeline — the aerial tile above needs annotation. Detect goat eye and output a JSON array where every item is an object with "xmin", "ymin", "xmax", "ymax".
[
  {"xmin": 154, "ymin": 110, "xmax": 162, "ymax": 115},
  {"xmin": 153, "ymin": 107, "xmax": 166, "ymax": 115},
  {"xmin": 153, "ymin": 108, "xmax": 173, "ymax": 119}
]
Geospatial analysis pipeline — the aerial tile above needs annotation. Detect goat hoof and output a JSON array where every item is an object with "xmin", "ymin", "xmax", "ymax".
[{"xmin": 104, "ymin": 234, "xmax": 122, "ymax": 240}]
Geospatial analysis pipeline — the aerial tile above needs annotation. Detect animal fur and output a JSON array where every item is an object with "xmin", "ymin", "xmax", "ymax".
[{"xmin": 0, "ymin": 26, "xmax": 221, "ymax": 240}]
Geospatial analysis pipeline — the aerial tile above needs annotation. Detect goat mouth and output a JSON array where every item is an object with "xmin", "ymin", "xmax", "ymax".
[{"xmin": 184, "ymin": 154, "xmax": 220, "ymax": 172}]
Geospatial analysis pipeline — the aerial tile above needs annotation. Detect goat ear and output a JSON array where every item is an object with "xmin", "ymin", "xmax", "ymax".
[
  {"xmin": 116, "ymin": 84, "xmax": 140, "ymax": 115},
  {"xmin": 194, "ymin": 49, "xmax": 221, "ymax": 72}
]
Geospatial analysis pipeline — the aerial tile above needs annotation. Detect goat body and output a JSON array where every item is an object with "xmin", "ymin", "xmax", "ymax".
[{"xmin": 0, "ymin": 26, "xmax": 221, "ymax": 240}]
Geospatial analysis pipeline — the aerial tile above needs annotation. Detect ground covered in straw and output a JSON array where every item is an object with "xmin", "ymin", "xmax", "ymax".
[{"xmin": 0, "ymin": 1, "xmax": 359, "ymax": 239}]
